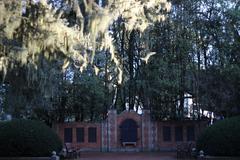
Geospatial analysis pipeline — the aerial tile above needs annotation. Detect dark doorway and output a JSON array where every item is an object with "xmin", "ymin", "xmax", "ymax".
[{"xmin": 120, "ymin": 119, "xmax": 138, "ymax": 144}]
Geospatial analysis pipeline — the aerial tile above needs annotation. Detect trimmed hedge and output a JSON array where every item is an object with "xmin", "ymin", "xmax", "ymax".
[
  {"xmin": 196, "ymin": 116, "xmax": 240, "ymax": 156},
  {"xmin": 0, "ymin": 119, "xmax": 62, "ymax": 157}
]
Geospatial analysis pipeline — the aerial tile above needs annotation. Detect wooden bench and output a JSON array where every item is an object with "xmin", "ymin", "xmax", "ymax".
[
  {"xmin": 176, "ymin": 142, "xmax": 195, "ymax": 159},
  {"xmin": 63, "ymin": 143, "xmax": 80, "ymax": 159},
  {"xmin": 122, "ymin": 142, "xmax": 137, "ymax": 147}
]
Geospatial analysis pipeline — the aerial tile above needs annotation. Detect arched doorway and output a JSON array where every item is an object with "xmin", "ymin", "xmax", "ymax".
[{"xmin": 120, "ymin": 119, "xmax": 138, "ymax": 146}]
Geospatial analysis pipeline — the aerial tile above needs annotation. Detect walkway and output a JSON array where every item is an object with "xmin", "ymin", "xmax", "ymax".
[{"xmin": 79, "ymin": 152, "xmax": 177, "ymax": 160}]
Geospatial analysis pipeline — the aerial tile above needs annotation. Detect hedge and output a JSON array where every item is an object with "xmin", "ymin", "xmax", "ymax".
[
  {"xmin": 0, "ymin": 119, "xmax": 62, "ymax": 157},
  {"xmin": 196, "ymin": 116, "xmax": 240, "ymax": 156}
]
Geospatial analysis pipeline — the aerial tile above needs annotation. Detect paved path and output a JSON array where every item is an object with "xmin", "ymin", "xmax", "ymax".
[{"xmin": 78, "ymin": 152, "xmax": 177, "ymax": 160}]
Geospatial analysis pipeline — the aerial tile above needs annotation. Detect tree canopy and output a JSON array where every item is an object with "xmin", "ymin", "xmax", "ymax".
[{"xmin": 0, "ymin": 0, "xmax": 239, "ymax": 123}]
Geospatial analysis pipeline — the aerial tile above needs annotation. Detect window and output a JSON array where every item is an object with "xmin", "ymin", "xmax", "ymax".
[
  {"xmin": 88, "ymin": 127, "xmax": 97, "ymax": 143},
  {"xmin": 76, "ymin": 127, "xmax": 84, "ymax": 143},
  {"xmin": 175, "ymin": 126, "xmax": 183, "ymax": 141},
  {"xmin": 64, "ymin": 128, "xmax": 72, "ymax": 143},
  {"xmin": 163, "ymin": 126, "xmax": 171, "ymax": 141},
  {"xmin": 187, "ymin": 126, "xmax": 195, "ymax": 141}
]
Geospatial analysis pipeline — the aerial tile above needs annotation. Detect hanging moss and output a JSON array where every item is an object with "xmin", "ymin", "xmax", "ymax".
[{"xmin": 0, "ymin": 0, "xmax": 171, "ymax": 84}]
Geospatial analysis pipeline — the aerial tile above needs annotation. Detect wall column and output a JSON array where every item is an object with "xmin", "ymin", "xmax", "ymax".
[
  {"xmin": 107, "ymin": 109, "xmax": 117, "ymax": 151},
  {"xmin": 141, "ymin": 110, "xmax": 151, "ymax": 151},
  {"xmin": 101, "ymin": 120, "xmax": 108, "ymax": 152}
]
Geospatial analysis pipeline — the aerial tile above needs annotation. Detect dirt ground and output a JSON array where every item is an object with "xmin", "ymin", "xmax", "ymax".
[{"xmin": 77, "ymin": 152, "xmax": 177, "ymax": 160}]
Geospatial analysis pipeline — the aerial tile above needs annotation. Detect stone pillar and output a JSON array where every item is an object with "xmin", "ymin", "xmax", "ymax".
[
  {"xmin": 101, "ymin": 120, "xmax": 108, "ymax": 152},
  {"xmin": 107, "ymin": 109, "xmax": 117, "ymax": 151},
  {"xmin": 150, "ymin": 122, "xmax": 158, "ymax": 151},
  {"xmin": 141, "ymin": 110, "xmax": 151, "ymax": 151}
]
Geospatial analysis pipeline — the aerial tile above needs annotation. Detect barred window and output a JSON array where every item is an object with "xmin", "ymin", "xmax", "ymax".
[
  {"xmin": 76, "ymin": 127, "xmax": 84, "ymax": 143},
  {"xmin": 163, "ymin": 126, "xmax": 171, "ymax": 141},
  {"xmin": 64, "ymin": 128, "xmax": 73, "ymax": 143},
  {"xmin": 175, "ymin": 126, "xmax": 183, "ymax": 141},
  {"xmin": 187, "ymin": 126, "xmax": 195, "ymax": 141},
  {"xmin": 88, "ymin": 127, "xmax": 97, "ymax": 143}
]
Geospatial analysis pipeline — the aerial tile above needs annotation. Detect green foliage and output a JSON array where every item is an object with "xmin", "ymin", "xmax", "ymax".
[
  {"xmin": 0, "ymin": 119, "xmax": 62, "ymax": 157},
  {"xmin": 66, "ymin": 70, "xmax": 106, "ymax": 122},
  {"xmin": 145, "ymin": 0, "xmax": 240, "ymax": 119},
  {"xmin": 197, "ymin": 116, "xmax": 240, "ymax": 156},
  {"xmin": 1, "ymin": 0, "xmax": 240, "ymax": 122},
  {"xmin": 199, "ymin": 65, "xmax": 240, "ymax": 116}
]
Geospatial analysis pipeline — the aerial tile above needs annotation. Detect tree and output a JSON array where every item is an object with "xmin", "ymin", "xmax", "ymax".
[{"xmin": 0, "ymin": 0, "xmax": 171, "ymax": 119}]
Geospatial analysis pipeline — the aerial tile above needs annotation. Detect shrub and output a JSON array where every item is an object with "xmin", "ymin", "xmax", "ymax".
[
  {"xmin": 0, "ymin": 119, "xmax": 62, "ymax": 157},
  {"xmin": 196, "ymin": 116, "xmax": 240, "ymax": 156}
]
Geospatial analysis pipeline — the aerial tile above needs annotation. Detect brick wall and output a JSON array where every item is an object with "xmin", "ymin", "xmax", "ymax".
[
  {"xmin": 156, "ymin": 120, "xmax": 208, "ymax": 151},
  {"xmin": 55, "ymin": 122, "xmax": 101, "ymax": 151},
  {"xmin": 54, "ymin": 110, "xmax": 208, "ymax": 152}
]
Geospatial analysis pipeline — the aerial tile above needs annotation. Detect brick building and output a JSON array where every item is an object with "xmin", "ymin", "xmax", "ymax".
[{"xmin": 54, "ymin": 109, "xmax": 207, "ymax": 152}]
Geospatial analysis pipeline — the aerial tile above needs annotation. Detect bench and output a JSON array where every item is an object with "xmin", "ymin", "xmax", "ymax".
[
  {"xmin": 122, "ymin": 142, "xmax": 137, "ymax": 147},
  {"xmin": 176, "ymin": 142, "xmax": 195, "ymax": 159},
  {"xmin": 63, "ymin": 143, "xmax": 80, "ymax": 159}
]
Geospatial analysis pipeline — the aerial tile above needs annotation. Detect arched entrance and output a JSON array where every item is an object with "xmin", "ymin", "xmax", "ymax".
[{"xmin": 120, "ymin": 119, "xmax": 138, "ymax": 146}]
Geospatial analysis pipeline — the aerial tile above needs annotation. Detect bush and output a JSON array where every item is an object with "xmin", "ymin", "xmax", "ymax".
[
  {"xmin": 196, "ymin": 116, "xmax": 240, "ymax": 156},
  {"xmin": 0, "ymin": 119, "xmax": 62, "ymax": 157}
]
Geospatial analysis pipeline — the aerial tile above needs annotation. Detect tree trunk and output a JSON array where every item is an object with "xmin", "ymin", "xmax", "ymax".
[{"xmin": 128, "ymin": 30, "xmax": 135, "ymax": 110}]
